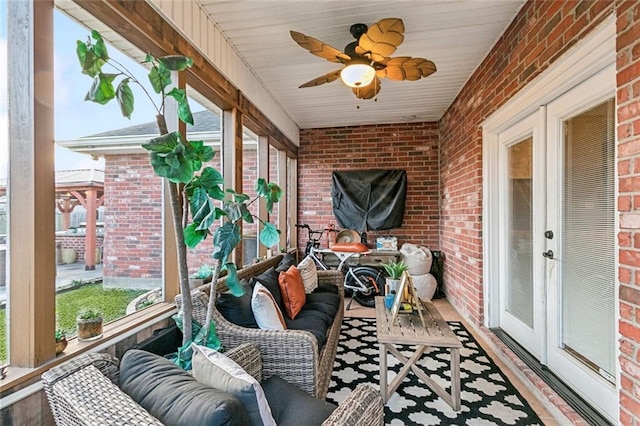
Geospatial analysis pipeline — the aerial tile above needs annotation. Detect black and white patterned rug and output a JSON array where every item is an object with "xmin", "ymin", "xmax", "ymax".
[{"xmin": 327, "ymin": 318, "xmax": 544, "ymax": 425}]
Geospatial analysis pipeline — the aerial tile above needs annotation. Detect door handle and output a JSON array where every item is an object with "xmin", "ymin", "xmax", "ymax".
[{"xmin": 542, "ymin": 250, "xmax": 554, "ymax": 259}]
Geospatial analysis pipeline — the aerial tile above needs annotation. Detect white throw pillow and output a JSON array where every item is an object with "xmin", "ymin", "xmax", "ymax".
[
  {"xmin": 251, "ymin": 282, "xmax": 287, "ymax": 330},
  {"xmin": 191, "ymin": 344, "xmax": 276, "ymax": 426},
  {"xmin": 297, "ymin": 256, "xmax": 318, "ymax": 293}
]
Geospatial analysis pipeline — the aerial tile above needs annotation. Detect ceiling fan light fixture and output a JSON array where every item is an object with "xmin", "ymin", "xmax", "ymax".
[{"xmin": 340, "ymin": 62, "xmax": 375, "ymax": 88}]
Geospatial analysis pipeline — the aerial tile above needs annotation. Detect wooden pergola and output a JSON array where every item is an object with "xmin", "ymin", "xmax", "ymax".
[
  {"xmin": 54, "ymin": 170, "xmax": 104, "ymax": 270},
  {"xmin": 0, "ymin": 170, "xmax": 105, "ymax": 271}
]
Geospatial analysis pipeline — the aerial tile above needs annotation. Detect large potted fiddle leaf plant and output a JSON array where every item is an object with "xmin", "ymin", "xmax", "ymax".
[{"xmin": 76, "ymin": 30, "xmax": 281, "ymax": 364}]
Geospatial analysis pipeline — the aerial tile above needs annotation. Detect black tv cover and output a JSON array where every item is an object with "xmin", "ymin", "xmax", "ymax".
[{"xmin": 332, "ymin": 169, "xmax": 407, "ymax": 231}]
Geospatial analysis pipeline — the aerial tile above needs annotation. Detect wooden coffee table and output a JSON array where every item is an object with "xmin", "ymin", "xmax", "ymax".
[{"xmin": 375, "ymin": 296, "xmax": 462, "ymax": 410}]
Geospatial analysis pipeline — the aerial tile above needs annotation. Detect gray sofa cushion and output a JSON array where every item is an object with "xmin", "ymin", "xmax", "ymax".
[
  {"xmin": 250, "ymin": 267, "xmax": 284, "ymax": 311},
  {"xmin": 262, "ymin": 375, "xmax": 336, "ymax": 426},
  {"xmin": 216, "ymin": 279, "xmax": 258, "ymax": 328},
  {"xmin": 120, "ymin": 349, "xmax": 249, "ymax": 426}
]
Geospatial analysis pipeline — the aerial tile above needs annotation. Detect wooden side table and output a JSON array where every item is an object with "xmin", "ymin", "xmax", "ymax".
[{"xmin": 374, "ymin": 296, "xmax": 462, "ymax": 410}]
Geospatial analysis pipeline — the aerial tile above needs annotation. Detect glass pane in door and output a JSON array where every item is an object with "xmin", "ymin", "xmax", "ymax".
[
  {"xmin": 507, "ymin": 137, "xmax": 533, "ymax": 327},
  {"xmin": 562, "ymin": 99, "xmax": 615, "ymax": 377}
]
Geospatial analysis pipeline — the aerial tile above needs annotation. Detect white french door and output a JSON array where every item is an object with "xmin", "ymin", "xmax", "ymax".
[
  {"xmin": 497, "ymin": 113, "xmax": 545, "ymax": 360},
  {"xmin": 495, "ymin": 67, "xmax": 617, "ymax": 421},
  {"xmin": 544, "ymin": 71, "xmax": 616, "ymax": 419}
]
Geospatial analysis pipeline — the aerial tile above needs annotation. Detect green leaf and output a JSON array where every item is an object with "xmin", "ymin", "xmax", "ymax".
[
  {"xmin": 232, "ymin": 192, "xmax": 250, "ymax": 203},
  {"xmin": 265, "ymin": 182, "xmax": 283, "ymax": 214},
  {"xmin": 148, "ymin": 64, "xmax": 172, "ymax": 94},
  {"xmin": 195, "ymin": 208, "xmax": 217, "ymax": 231},
  {"xmin": 142, "ymin": 132, "xmax": 179, "ymax": 153},
  {"xmin": 142, "ymin": 53, "xmax": 155, "ymax": 64},
  {"xmin": 85, "ymin": 73, "xmax": 116, "ymax": 105},
  {"xmin": 189, "ymin": 141, "xmax": 215, "ymax": 164},
  {"xmin": 184, "ymin": 223, "xmax": 207, "ymax": 248},
  {"xmin": 116, "ymin": 78, "xmax": 134, "ymax": 118},
  {"xmin": 199, "ymin": 167, "xmax": 224, "ymax": 186},
  {"xmin": 207, "ymin": 185, "xmax": 226, "ymax": 201},
  {"xmin": 174, "ymin": 339, "xmax": 193, "ymax": 370},
  {"xmin": 195, "ymin": 167, "xmax": 225, "ymax": 200},
  {"xmin": 76, "ymin": 31, "xmax": 109, "ymax": 78},
  {"xmin": 190, "ymin": 187, "xmax": 212, "ymax": 224},
  {"xmin": 259, "ymin": 222, "xmax": 281, "ymax": 247},
  {"xmin": 213, "ymin": 207, "xmax": 227, "ymax": 220},
  {"xmin": 212, "ymin": 222, "xmax": 241, "ymax": 263},
  {"xmin": 158, "ymin": 55, "xmax": 194, "ymax": 71},
  {"xmin": 167, "ymin": 88, "xmax": 194, "ymax": 125},
  {"xmin": 239, "ymin": 203, "xmax": 253, "ymax": 223},
  {"xmin": 255, "ymin": 178, "xmax": 269, "ymax": 197},
  {"xmin": 166, "ymin": 87, "xmax": 186, "ymax": 103},
  {"xmin": 93, "ymin": 33, "xmax": 109, "ymax": 62},
  {"xmin": 142, "ymin": 132, "xmax": 198, "ymax": 182},
  {"xmin": 224, "ymin": 263, "xmax": 244, "ymax": 296},
  {"xmin": 225, "ymin": 202, "xmax": 243, "ymax": 222}
]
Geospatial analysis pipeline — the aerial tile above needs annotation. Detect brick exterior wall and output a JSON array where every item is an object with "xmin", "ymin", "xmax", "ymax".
[
  {"xmin": 103, "ymin": 154, "xmax": 164, "ymax": 287},
  {"xmin": 103, "ymin": 148, "xmax": 260, "ymax": 287},
  {"xmin": 616, "ymin": 1, "xmax": 640, "ymax": 424},
  {"xmin": 298, "ymin": 123, "xmax": 440, "ymax": 251}
]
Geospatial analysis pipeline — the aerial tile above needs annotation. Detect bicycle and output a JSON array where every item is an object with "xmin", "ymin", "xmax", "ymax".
[{"xmin": 295, "ymin": 224, "xmax": 386, "ymax": 309}]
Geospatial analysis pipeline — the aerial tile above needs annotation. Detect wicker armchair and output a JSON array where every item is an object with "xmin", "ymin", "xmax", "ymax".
[
  {"xmin": 176, "ymin": 253, "xmax": 345, "ymax": 399},
  {"xmin": 41, "ymin": 344, "xmax": 384, "ymax": 426}
]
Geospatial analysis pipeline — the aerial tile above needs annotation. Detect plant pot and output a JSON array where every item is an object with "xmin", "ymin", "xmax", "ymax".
[
  {"xmin": 61, "ymin": 248, "xmax": 77, "ymax": 264},
  {"xmin": 386, "ymin": 278, "xmax": 401, "ymax": 294},
  {"xmin": 77, "ymin": 317, "xmax": 103, "ymax": 341},
  {"xmin": 55, "ymin": 337, "xmax": 67, "ymax": 355}
]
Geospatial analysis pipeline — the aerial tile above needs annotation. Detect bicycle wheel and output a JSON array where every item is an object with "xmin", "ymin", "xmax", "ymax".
[{"xmin": 347, "ymin": 267, "xmax": 384, "ymax": 308}]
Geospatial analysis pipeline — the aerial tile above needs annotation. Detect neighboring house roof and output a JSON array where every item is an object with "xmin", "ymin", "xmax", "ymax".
[
  {"xmin": 57, "ymin": 110, "xmax": 223, "ymax": 156},
  {"xmin": 87, "ymin": 110, "xmax": 221, "ymax": 138},
  {"xmin": 56, "ymin": 169, "xmax": 104, "ymax": 186}
]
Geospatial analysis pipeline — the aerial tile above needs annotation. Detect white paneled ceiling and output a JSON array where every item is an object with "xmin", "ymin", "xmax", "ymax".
[{"xmin": 197, "ymin": 0, "xmax": 525, "ymax": 129}]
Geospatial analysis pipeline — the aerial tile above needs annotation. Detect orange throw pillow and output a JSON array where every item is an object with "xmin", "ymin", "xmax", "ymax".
[{"xmin": 278, "ymin": 266, "xmax": 306, "ymax": 319}]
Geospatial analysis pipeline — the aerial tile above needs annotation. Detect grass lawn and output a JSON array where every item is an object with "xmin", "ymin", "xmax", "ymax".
[{"xmin": 0, "ymin": 283, "xmax": 147, "ymax": 363}]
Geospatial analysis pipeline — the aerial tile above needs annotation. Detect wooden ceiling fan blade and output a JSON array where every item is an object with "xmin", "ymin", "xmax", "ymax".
[
  {"xmin": 357, "ymin": 18, "xmax": 405, "ymax": 62},
  {"xmin": 290, "ymin": 31, "xmax": 351, "ymax": 63},
  {"xmin": 299, "ymin": 69, "xmax": 342, "ymax": 88},
  {"xmin": 383, "ymin": 56, "xmax": 437, "ymax": 81},
  {"xmin": 416, "ymin": 58, "xmax": 437, "ymax": 78},
  {"xmin": 352, "ymin": 77, "xmax": 381, "ymax": 99}
]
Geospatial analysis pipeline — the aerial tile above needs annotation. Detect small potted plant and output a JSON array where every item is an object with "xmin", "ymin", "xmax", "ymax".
[
  {"xmin": 382, "ymin": 260, "xmax": 409, "ymax": 293},
  {"xmin": 55, "ymin": 328, "xmax": 67, "ymax": 355},
  {"xmin": 76, "ymin": 308, "xmax": 104, "ymax": 341}
]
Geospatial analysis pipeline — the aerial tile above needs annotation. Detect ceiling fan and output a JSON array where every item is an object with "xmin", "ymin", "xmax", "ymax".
[{"xmin": 290, "ymin": 18, "xmax": 436, "ymax": 100}]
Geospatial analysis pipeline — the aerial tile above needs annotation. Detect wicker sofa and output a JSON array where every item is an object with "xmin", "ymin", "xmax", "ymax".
[
  {"xmin": 176, "ymin": 253, "xmax": 344, "ymax": 399},
  {"xmin": 42, "ymin": 343, "xmax": 384, "ymax": 426}
]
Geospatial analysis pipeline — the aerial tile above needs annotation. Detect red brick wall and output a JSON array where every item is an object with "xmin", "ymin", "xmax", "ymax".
[
  {"xmin": 103, "ymin": 149, "xmax": 260, "ymax": 283},
  {"xmin": 439, "ymin": 0, "xmax": 613, "ymax": 325},
  {"xmin": 57, "ymin": 235, "xmax": 104, "ymax": 263},
  {"xmin": 298, "ymin": 123, "xmax": 439, "ymax": 251},
  {"xmin": 104, "ymin": 154, "xmax": 164, "ymax": 281},
  {"xmin": 616, "ymin": 1, "xmax": 640, "ymax": 424}
]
